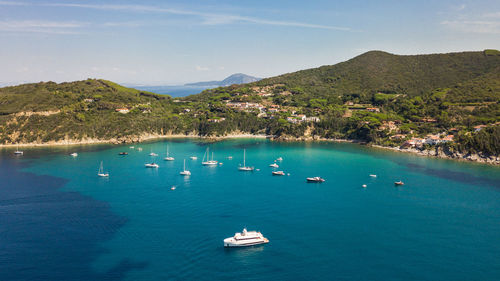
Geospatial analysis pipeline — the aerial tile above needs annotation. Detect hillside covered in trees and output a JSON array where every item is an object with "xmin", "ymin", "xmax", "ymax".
[{"xmin": 0, "ymin": 50, "xmax": 499, "ymax": 161}]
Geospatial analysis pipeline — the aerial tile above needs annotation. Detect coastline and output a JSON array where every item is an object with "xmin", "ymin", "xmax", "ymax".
[
  {"xmin": 1, "ymin": 133, "xmax": 497, "ymax": 166},
  {"xmin": 0, "ymin": 132, "xmax": 269, "ymax": 148},
  {"xmin": 370, "ymin": 144, "xmax": 499, "ymax": 166}
]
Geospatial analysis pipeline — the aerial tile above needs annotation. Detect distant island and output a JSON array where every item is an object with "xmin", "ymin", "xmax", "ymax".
[
  {"xmin": 185, "ymin": 73, "xmax": 261, "ymax": 87},
  {"xmin": 0, "ymin": 50, "xmax": 499, "ymax": 164}
]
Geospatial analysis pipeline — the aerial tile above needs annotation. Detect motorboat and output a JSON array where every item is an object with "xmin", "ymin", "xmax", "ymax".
[
  {"xmin": 149, "ymin": 152, "xmax": 158, "ymax": 157},
  {"xmin": 362, "ymin": 184, "xmax": 367, "ymax": 188},
  {"xmin": 238, "ymin": 149, "xmax": 254, "ymax": 171},
  {"xmin": 306, "ymin": 177, "xmax": 325, "ymax": 183},
  {"xmin": 170, "ymin": 186, "xmax": 176, "ymax": 190},
  {"xmin": 97, "ymin": 161, "xmax": 109, "ymax": 177},
  {"xmin": 223, "ymin": 228, "xmax": 269, "ymax": 247},
  {"xmin": 272, "ymin": 171, "xmax": 285, "ymax": 176},
  {"xmin": 269, "ymin": 163, "xmax": 279, "ymax": 168},
  {"xmin": 190, "ymin": 156, "xmax": 198, "ymax": 160},
  {"xmin": 394, "ymin": 181, "xmax": 404, "ymax": 186},
  {"xmin": 119, "ymin": 152, "xmax": 128, "ymax": 155},
  {"xmin": 276, "ymin": 157, "xmax": 283, "ymax": 161},
  {"xmin": 70, "ymin": 152, "xmax": 78, "ymax": 157},
  {"xmin": 180, "ymin": 159, "xmax": 191, "ymax": 176},
  {"xmin": 369, "ymin": 174, "xmax": 377, "ymax": 178},
  {"xmin": 145, "ymin": 163, "xmax": 159, "ymax": 168}
]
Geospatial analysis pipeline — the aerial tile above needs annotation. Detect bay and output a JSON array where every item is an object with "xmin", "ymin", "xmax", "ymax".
[{"xmin": 1, "ymin": 139, "xmax": 499, "ymax": 280}]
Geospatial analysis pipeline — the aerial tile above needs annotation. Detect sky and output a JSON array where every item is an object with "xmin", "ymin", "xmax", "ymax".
[{"xmin": 0, "ymin": 0, "xmax": 499, "ymax": 85}]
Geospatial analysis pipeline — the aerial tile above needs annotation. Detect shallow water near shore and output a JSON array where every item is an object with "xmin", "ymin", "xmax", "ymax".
[{"xmin": 1, "ymin": 139, "xmax": 500, "ymax": 280}]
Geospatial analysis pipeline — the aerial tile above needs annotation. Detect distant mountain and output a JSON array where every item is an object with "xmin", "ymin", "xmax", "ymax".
[{"xmin": 185, "ymin": 73, "xmax": 261, "ymax": 87}]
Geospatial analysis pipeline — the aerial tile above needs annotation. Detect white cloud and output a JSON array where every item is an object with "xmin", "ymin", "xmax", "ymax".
[
  {"xmin": 195, "ymin": 65, "xmax": 210, "ymax": 71},
  {"xmin": 0, "ymin": 20, "xmax": 86, "ymax": 34},
  {"xmin": 441, "ymin": 20, "xmax": 500, "ymax": 34},
  {"xmin": 484, "ymin": 12, "xmax": 500, "ymax": 18},
  {"xmin": 3, "ymin": 2, "xmax": 352, "ymax": 32}
]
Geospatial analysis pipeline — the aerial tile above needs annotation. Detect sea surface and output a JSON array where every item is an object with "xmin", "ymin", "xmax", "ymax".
[
  {"xmin": 1, "ymin": 139, "xmax": 500, "ymax": 281},
  {"xmin": 133, "ymin": 85, "xmax": 215, "ymax": 97}
]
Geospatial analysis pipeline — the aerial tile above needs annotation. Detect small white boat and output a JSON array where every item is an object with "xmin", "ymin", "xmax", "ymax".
[
  {"xmin": 145, "ymin": 163, "xmax": 159, "ymax": 168},
  {"xmin": 202, "ymin": 147, "xmax": 218, "ymax": 166},
  {"xmin": 164, "ymin": 145, "xmax": 175, "ymax": 161},
  {"xmin": 70, "ymin": 152, "xmax": 78, "ymax": 157},
  {"xmin": 180, "ymin": 159, "xmax": 191, "ymax": 176},
  {"xmin": 149, "ymin": 152, "xmax": 158, "ymax": 157},
  {"xmin": 276, "ymin": 157, "xmax": 283, "ymax": 161},
  {"xmin": 223, "ymin": 228, "xmax": 269, "ymax": 247},
  {"xmin": 97, "ymin": 161, "xmax": 109, "ymax": 177},
  {"xmin": 306, "ymin": 177, "xmax": 325, "ymax": 183},
  {"xmin": 362, "ymin": 184, "xmax": 367, "ymax": 188},
  {"xmin": 269, "ymin": 163, "xmax": 279, "ymax": 168},
  {"xmin": 170, "ymin": 186, "xmax": 176, "ymax": 190},
  {"xmin": 190, "ymin": 156, "xmax": 198, "ymax": 160},
  {"xmin": 272, "ymin": 171, "xmax": 285, "ymax": 176},
  {"xmin": 129, "ymin": 146, "xmax": 135, "ymax": 149},
  {"xmin": 14, "ymin": 145, "xmax": 23, "ymax": 155},
  {"xmin": 137, "ymin": 147, "xmax": 143, "ymax": 151},
  {"xmin": 394, "ymin": 181, "xmax": 404, "ymax": 186},
  {"xmin": 369, "ymin": 174, "xmax": 377, "ymax": 178},
  {"xmin": 227, "ymin": 156, "xmax": 233, "ymax": 159},
  {"xmin": 238, "ymin": 149, "xmax": 254, "ymax": 171}
]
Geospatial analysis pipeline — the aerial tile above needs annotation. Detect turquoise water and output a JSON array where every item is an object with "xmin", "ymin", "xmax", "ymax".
[{"xmin": 1, "ymin": 139, "xmax": 500, "ymax": 280}]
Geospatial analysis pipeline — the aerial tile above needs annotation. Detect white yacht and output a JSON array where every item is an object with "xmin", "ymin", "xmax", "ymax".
[
  {"xmin": 97, "ymin": 161, "xmax": 109, "ymax": 177},
  {"xmin": 190, "ymin": 156, "xmax": 198, "ymax": 160},
  {"xmin": 269, "ymin": 163, "xmax": 279, "ymax": 168},
  {"xmin": 238, "ymin": 149, "xmax": 254, "ymax": 171},
  {"xmin": 307, "ymin": 176, "xmax": 325, "ymax": 183},
  {"xmin": 70, "ymin": 152, "xmax": 78, "ymax": 157},
  {"xmin": 276, "ymin": 157, "xmax": 283, "ymax": 161},
  {"xmin": 180, "ymin": 159, "xmax": 191, "ymax": 176},
  {"xmin": 145, "ymin": 162, "xmax": 159, "ymax": 168},
  {"xmin": 369, "ymin": 174, "xmax": 377, "ymax": 178},
  {"xmin": 149, "ymin": 152, "xmax": 158, "ymax": 157},
  {"xmin": 202, "ymin": 147, "xmax": 218, "ymax": 166},
  {"xmin": 272, "ymin": 171, "xmax": 285, "ymax": 176},
  {"xmin": 164, "ymin": 145, "xmax": 174, "ymax": 161},
  {"xmin": 223, "ymin": 228, "xmax": 269, "ymax": 247}
]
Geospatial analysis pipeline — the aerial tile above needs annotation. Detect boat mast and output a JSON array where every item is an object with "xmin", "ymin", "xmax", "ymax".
[{"xmin": 243, "ymin": 149, "xmax": 246, "ymax": 167}]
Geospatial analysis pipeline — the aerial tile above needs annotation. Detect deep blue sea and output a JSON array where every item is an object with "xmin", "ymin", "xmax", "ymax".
[{"xmin": 1, "ymin": 139, "xmax": 500, "ymax": 281}]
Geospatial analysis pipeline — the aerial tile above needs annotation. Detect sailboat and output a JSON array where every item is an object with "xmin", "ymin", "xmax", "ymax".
[
  {"xmin": 149, "ymin": 148, "xmax": 158, "ymax": 157},
  {"xmin": 145, "ymin": 156, "xmax": 159, "ymax": 168},
  {"xmin": 238, "ymin": 149, "xmax": 254, "ymax": 171},
  {"xmin": 202, "ymin": 147, "xmax": 218, "ymax": 166},
  {"xmin": 13, "ymin": 144, "xmax": 23, "ymax": 155},
  {"xmin": 180, "ymin": 159, "xmax": 191, "ymax": 176},
  {"xmin": 97, "ymin": 161, "xmax": 109, "ymax": 177},
  {"xmin": 164, "ymin": 145, "xmax": 174, "ymax": 161}
]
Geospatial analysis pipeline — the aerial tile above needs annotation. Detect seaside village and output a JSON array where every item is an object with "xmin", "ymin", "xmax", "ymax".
[{"xmin": 175, "ymin": 84, "xmax": 497, "ymax": 150}]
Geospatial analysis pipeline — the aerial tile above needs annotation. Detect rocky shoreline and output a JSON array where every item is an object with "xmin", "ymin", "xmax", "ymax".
[
  {"xmin": 371, "ymin": 145, "xmax": 499, "ymax": 165},
  {"xmin": 1, "ymin": 133, "xmax": 498, "ymax": 166}
]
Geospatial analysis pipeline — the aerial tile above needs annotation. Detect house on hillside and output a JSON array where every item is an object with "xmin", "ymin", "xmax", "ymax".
[
  {"xmin": 115, "ymin": 108, "xmax": 129, "ymax": 114},
  {"xmin": 474, "ymin": 125, "xmax": 487, "ymax": 132}
]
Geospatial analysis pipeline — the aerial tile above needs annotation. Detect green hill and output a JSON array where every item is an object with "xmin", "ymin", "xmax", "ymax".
[
  {"xmin": 257, "ymin": 50, "xmax": 500, "ymax": 100},
  {"xmin": 0, "ymin": 50, "xmax": 499, "ymax": 159}
]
